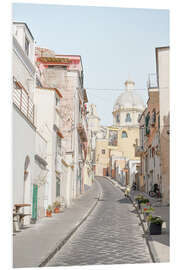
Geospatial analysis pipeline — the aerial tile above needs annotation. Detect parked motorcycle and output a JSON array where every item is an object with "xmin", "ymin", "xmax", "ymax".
[
  {"xmin": 131, "ymin": 182, "xmax": 137, "ymax": 191},
  {"xmin": 149, "ymin": 184, "xmax": 162, "ymax": 198}
]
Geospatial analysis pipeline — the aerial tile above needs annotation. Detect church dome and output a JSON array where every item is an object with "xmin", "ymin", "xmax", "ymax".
[{"xmin": 113, "ymin": 80, "xmax": 145, "ymax": 111}]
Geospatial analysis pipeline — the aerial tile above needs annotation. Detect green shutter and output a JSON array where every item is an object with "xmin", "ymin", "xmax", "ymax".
[{"xmin": 32, "ymin": 184, "xmax": 38, "ymax": 220}]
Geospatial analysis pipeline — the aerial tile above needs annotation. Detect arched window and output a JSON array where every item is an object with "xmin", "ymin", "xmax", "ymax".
[
  {"xmin": 122, "ymin": 131, "xmax": 128, "ymax": 138},
  {"xmin": 116, "ymin": 113, "xmax": 120, "ymax": 123},
  {"xmin": 125, "ymin": 113, "xmax": 131, "ymax": 122}
]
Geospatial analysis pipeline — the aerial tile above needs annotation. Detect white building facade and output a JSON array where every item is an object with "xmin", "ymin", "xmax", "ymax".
[
  {"xmin": 33, "ymin": 87, "xmax": 64, "ymax": 208},
  {"xmin": 13, "ymin": 22, "xmax": 36, "ymax": 225}
]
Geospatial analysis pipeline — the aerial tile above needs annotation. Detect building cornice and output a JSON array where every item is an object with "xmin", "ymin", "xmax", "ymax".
[{"xmin": 112, "ymin": 107, "xmax": 144, "ymax": 114}]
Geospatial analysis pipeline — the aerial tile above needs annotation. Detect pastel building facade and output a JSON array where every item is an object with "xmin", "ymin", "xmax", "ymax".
[
  {"xmin": 157, "ymin": 47, "xmax": 170, "ymax": 205},
  {"xmin": 95, "ymin": 80, "xmax": 145, "ymax": 185},
  {"xmin": 33, "ymin": 87, "xmax": 64, "ymax": 209},
  {"xmin": 35, "ymin": 48, "xmax": 89, "ymax": 203},
  {"xmin": 13, "ymin": 22, "xmax": 48, "ymax": 224},
  {"xmin": 135, "ymin": 46, "xmax": 169, "ymax": 205}
]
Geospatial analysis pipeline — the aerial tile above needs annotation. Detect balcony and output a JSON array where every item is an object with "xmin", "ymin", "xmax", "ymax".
[
  {"xmin": 55, "ymin": 154, "xmax": 62, "ymax": 174},
  {"xmin": 147, "ymin": 73, "xmax": 158, "ymax": 89},
  {"xmin": 13, "ymin": 81, "xmax": 34, "ymax": 125},
  {"xmin": 77, "ymin": 117, "xmax": 88, "ymax": 142}
]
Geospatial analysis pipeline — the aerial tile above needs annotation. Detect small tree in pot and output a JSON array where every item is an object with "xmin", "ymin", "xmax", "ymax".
[
  {"xmin": 53, "ymin": 201, "xmax": 61, "ymax": 213},
  {"xmin": 46, "ymin": 205, "xmax": 52, "ymax": 217}
]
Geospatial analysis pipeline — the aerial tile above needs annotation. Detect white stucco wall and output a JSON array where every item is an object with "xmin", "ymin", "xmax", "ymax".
[
  {"xmin": 128, "ymin": 160, "xmax": 140, "ymax": 186},
  {"xmin": 13, "ymin": 23, "xmax": 35, "ymax": 64},
  {"xmin": 33, "ymin": 89, "xmax": 56, "ymax": 206},
  {"xmin": 13, "ymin": 106, "xmax": 36, "ymax": 206},
  {"xmin": 34, "ymin": 131, "xmax": 48, "ymax": 219}
]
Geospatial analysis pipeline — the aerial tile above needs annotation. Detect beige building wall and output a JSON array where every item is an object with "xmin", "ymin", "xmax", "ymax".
[
  {"xmin": 95, "ymin": 126, "xmax": 140, "ymax": 176},
  {"xmin": 156, "ymin": 47, "xmax": 170, "ymax": 205},
  {"xmin": 95, "ymin": 139, "xmax": 109, "ymax": 176},
  {"xmin": 117, "ymin": 127, "xmax": 140, "ymax": 160}
]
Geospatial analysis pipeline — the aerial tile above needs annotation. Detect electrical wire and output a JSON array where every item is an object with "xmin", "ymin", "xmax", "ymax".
[{"xmin": 86, "ymin": 87, "xmax": 168, "ymax": 91}]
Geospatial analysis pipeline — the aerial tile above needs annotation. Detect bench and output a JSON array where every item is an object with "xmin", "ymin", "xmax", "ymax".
[{"xmin": 13, "ymin": 204, "xmax": 31, "ymax": 232}]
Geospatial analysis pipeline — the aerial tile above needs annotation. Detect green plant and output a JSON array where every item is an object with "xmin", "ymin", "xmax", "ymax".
[
  {"xmin": 53, "ymin": 201, "xmax": 61, "ymax": 208},
  {"xmin": 135, "ymin": 195, "xmax": 144, "ymax": 201},
  {"xmin": 147, "ymin": 215, "xmax": 164, "ymax": 225},
  {"xmin": 47, "ymin": 205, "xmax": 52, "ymax": 212},
  {"xmin": 143, "ymin": 207, "xmax": 154, "ymax": 213},
  {"xmin": 140, "ymin": 198, "xmax": 149, "ymax": 204}
]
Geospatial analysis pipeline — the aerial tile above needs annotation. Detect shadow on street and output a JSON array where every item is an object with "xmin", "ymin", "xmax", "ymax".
[{"xmin": 116, "ymin": 198, "xmax": 131, "ymax": 204}]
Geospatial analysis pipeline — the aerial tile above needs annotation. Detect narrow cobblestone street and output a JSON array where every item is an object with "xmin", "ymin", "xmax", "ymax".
[{"xmin": 47, "ymin": 177, "xmax": 152, "ymax": 266}]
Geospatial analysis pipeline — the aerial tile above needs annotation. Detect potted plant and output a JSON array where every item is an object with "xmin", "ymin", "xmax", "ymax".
[
  {"xmin": 135, "ymin": 195, "xmax": 145, "ymax": 209},
  {"xmin": 139, "ymin": 198, "xmax": 150, "ymax": 213},
  {"xmin": 46, "ymin": 205, "xmax": 52, "ymax": 217},
  {"xmin": 143, "ymin": 207, "xmax": 154, "ymax": 221},
  {"xmin": 147, "ymin": 215, "xmax": 164, "ymax": 235},
  {"xmin": 53, "ymin": 201, "xmax": 61, "ymax": 213},
  {"xmin": 140, "ymin": 198, "xmax": 150, "ymax": 204}
]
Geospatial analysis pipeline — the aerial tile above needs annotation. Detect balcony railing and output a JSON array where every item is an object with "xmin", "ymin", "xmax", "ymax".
[
  {"xmin": 55, "ymin": 154, "xmax": 62, "ymax": 173},
  {"xmin": 13, "ymin": 81, "xmax": 34, "ymax": 125},
  {"xmin": 147, "ymin": 73, "xmax": 158, "ymax": 89}
]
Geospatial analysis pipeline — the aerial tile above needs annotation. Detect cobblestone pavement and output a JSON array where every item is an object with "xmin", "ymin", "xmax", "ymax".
[{"xmin": 47, "ymin": 177, "xmax": 152, "ymax": 266}]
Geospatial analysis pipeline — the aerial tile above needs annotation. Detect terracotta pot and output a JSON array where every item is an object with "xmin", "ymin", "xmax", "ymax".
[
  {"xmin": 54, "ymin": 207, "xmax": 60, "ymax": 213},
  {"xmin": 46, "ymin": 210, "xmax": 52, "ymax": 217}
]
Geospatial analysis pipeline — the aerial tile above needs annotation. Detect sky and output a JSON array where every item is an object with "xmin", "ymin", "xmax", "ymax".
[{"xmin": 12, "ymin": 3, "xmax": 169, "ymax": 126}]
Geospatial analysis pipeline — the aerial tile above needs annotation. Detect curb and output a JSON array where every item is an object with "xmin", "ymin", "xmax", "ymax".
[
  {"xmin": 104, "ymin": 177, "xmax": 160, "ymax": 263},
  {"xmin": 129, "ymin": 198, "xmax": 160, "ymax": 263},
  {"xmin": 39, "ymin": 188, "xmax": 102, "ymax": 267}
]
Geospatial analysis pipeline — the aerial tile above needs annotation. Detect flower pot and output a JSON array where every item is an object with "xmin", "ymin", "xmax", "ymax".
[
  {"xmin": 46, "ymin": 210, "xmax": 52, "ymax": 217},
  {"xmin": 144, "ymin": 212, "xmax": 150, "ymax": 221},
  {"xmin": 54, "ymin": 207, "xmax": 60, "ymax": 213},
  {"xmin": 149, "ymin": 222, "xmax": 162, "ymax": 235}
]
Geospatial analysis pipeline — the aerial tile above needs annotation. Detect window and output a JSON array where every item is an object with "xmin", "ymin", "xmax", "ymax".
[
  {"xmin": 102, "ymin": 149, "xmax": 105, "ymax": 155},
  {"xmin": 56, "ymin": 135, "xmax": 61, "ymax": 155},
  {"xmin": 56, "ymin": 96, "xmax": 60, "ymax": 106},
  {"xmin": 151, "ymin": 110, "xmax": 156, "ymax": 125},
  {"xmin": 122, "ymin": 131, "xmax": 128, "ymax": 138},
  {"xmin": 116, "ymin": 113, "xmax": 120, "ymax": 123},
  {"xmin": 56, "ymin": 178, "xmax": 61, "ymax": 197},
  {"xmin": 145, "ymin": 112, "xmax": 150, "ymax": 135},
  {"xmin": 158, "ymin": 115, "xmax": 160, "ymax": 130},
  {"xmin": 25, "ymin": 37, "xmax": 30, "ymax": 56},
  {"xmin": 125, "ymin": 113, "xmax": 131, "ymax": 122}
]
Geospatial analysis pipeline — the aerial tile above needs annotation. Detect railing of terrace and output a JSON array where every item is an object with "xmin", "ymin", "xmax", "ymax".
[{"xmin": 13, "ymin": 80, "xmax": 34, "ymax": 125}]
